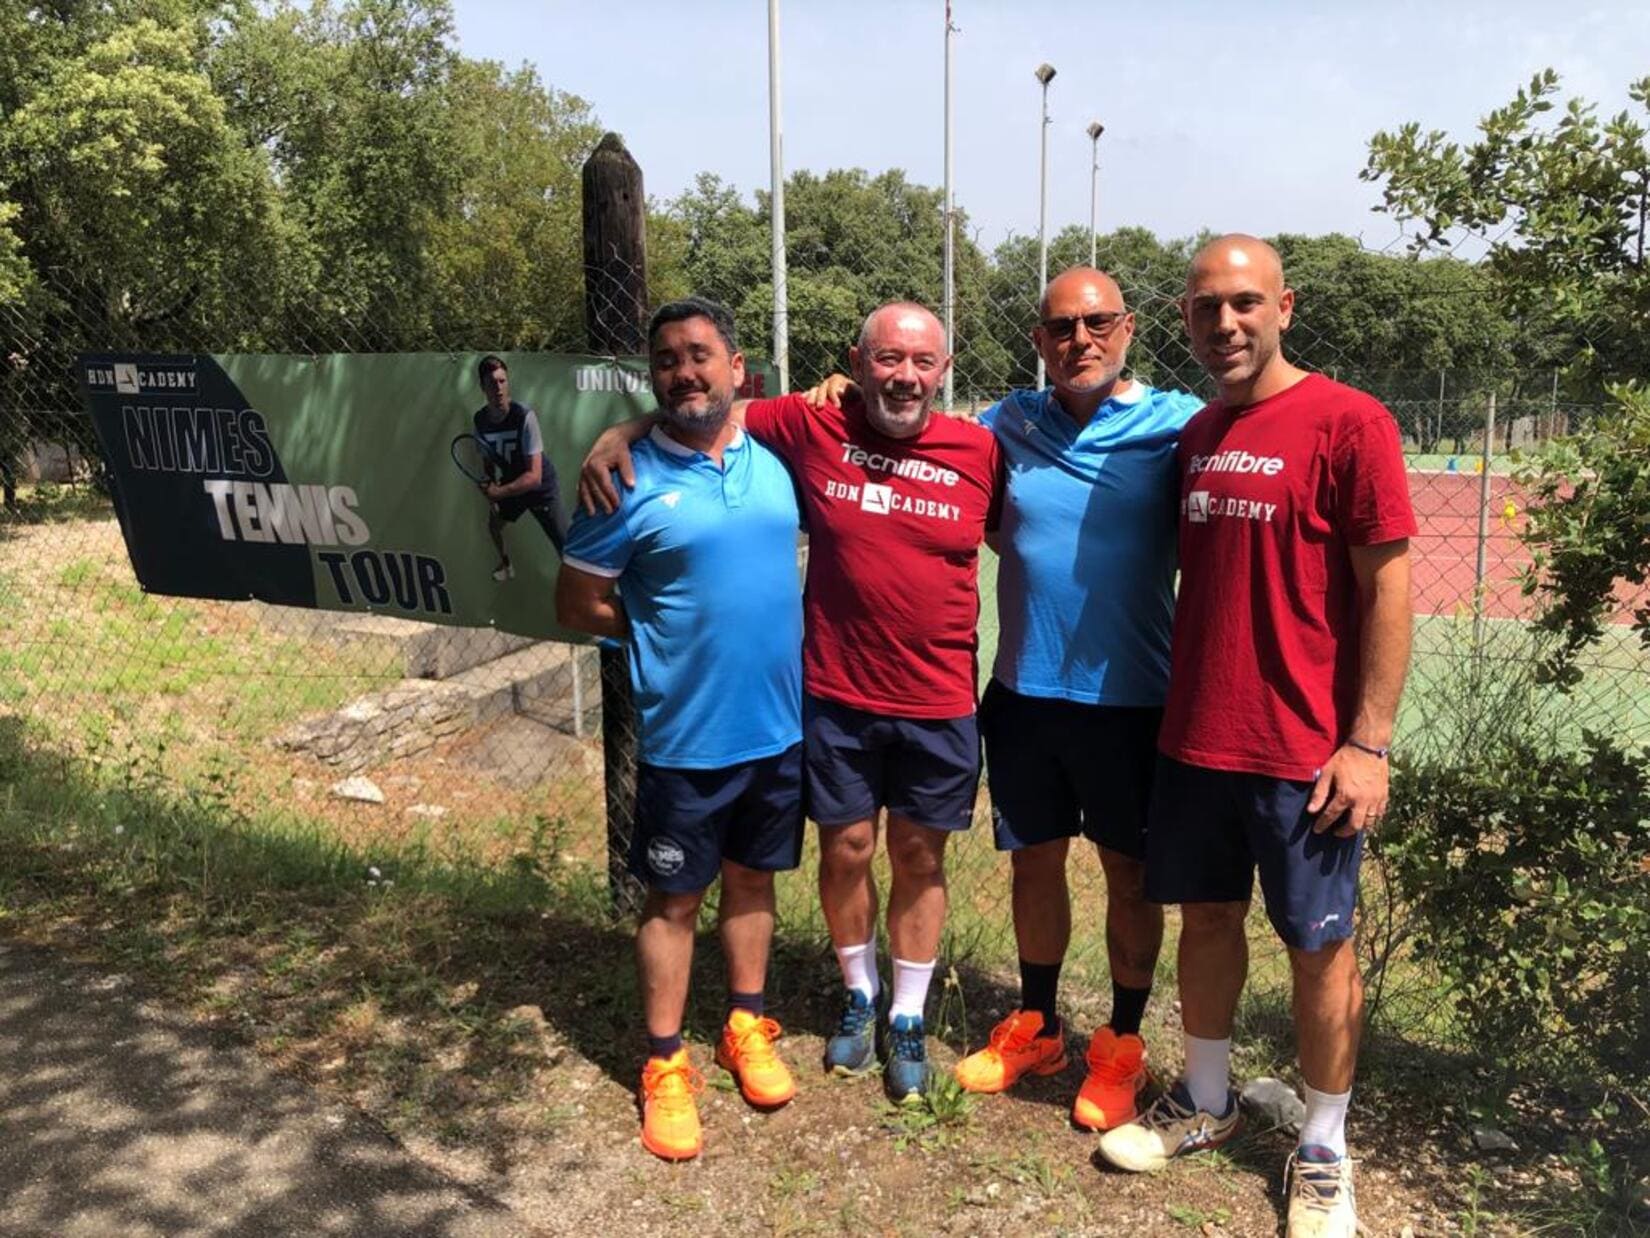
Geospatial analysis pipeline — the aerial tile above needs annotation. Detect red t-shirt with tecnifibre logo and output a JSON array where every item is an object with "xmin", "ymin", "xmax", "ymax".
[
  {"xmin": 1158, "ymin": 374, "xmax": 1417, "ymax": 781},
  {"xmin": 743, "ymin": 393, "xmax": 1002, "ymax": 719}
]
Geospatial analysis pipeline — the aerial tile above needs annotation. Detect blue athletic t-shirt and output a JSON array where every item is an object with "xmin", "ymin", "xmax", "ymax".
[
  {"xmin": 981, "ymin": 383, "xmax": 1203, "ymax": 706},
  {"xmin": 563, "ymin": 426, "xmax": 803, "ymax": 768}
]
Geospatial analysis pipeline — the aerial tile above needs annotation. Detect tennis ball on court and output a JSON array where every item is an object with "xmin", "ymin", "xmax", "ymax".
[{"xmin": 1503, "ymin": 500, "xmax": 1518, "ymax": 521}]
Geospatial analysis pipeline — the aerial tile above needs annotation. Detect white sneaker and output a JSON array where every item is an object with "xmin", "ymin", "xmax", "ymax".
[
  {"xmin": 492, "ymin": 562, "xmax": 514, "ymax": 582},
  {"xmin": 1096, "ymin": 1081, "xmax": 1242, "ymax": 1173},
  {"xmin": 1286, "ymin": 1148, "xmax": 1358, "ymax": 1238}
]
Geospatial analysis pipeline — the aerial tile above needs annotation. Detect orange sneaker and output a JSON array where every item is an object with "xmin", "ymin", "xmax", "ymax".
[
  {"xmin": 715, "ymin": 1009, "xmax": 797, "ymax": 1108},
  {"xmin": 953, "ymin": 1009, "xmax": 1069, "ymax": 1093},
  {"xmin": 1072, "ymin": 1026, "xmax": 1147, "ymax": 1131},
  {"xmin": 639, "ymin": 1048, "xmax": 704, "ymax": 1161}
]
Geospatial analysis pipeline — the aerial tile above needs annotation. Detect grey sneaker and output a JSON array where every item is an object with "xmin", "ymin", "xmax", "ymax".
[
  {"xmin": 1286, "ymin": 1146, "xmax": 1358, "ymax": 1238},
  {"xmin": 1096, "ymin": 1081, "xmax": 1242, "ymax": 1173},
  {"xmin": 824, "ymin": 988, "xmax": 881, "ymax": 1076},
  {"xmin": 882, "ymin": 1014, "xmax": 931, "ymax": 1105}
]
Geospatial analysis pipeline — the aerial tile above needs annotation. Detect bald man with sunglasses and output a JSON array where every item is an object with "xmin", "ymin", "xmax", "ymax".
[{"xmin": 951, "ymin": 267, "xmax": 1202, "ymax": 1131}]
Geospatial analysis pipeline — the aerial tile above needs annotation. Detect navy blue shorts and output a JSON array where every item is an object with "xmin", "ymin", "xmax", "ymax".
[
  {"xmin": 495, "ymin": 493, "xmax": 566, "ymax": 554},
  {"xmin": 803, "ymin": 694, "xmax": 980, "ymax": 832},
  {"xmin": 1145, "ymin": 755, "xmax": 1363, "ymax": 951},
  {"xmin": 980, "ymin": 680, "xmax": 1161, "ymax": 859},
  {"xmin": 630, "ymin": 743, "xmax": 805, "ymax": 894}
]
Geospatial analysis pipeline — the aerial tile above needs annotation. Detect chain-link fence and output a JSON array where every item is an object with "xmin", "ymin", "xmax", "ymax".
[{"xmin": 2, "ymin": 217, "xmax": 1645, "ymax": 1051}]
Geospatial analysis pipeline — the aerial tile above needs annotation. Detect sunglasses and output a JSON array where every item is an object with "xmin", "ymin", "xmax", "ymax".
[{"xmin": 1039, "ymin": 311, "xmax": 1126, "ymax": 341}]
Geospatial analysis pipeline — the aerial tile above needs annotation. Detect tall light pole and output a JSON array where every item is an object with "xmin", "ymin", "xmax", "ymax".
[
  {"xmin": 1086, "ymin": 121, "xmax": 1104, "ymax": 268},
  {"xmin": 767, "ymin": 0, "xmax": 788, "ymax": 392},
  {"xmin": 1034, "ymin": 62, "xmax": 1056, "ymax": 389},
  {"xmin": 942, "ymin": 2, "xmax": 957, "ymax": 412}
]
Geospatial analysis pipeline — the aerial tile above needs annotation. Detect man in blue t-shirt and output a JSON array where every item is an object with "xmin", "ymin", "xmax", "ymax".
[
  {"xmin": 473, "ymin": 354, "xmax": 568, "ymax": 581},
  {"xmin": 556, "ymin": 297, "xmax": 804, "ymax": 1162},
  {"xmin": 951, "ymin": 267, "xmax": 1202, "ymax": 1133}
]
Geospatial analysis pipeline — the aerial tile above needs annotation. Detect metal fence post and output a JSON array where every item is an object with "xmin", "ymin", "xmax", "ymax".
[
  {"xmin": 581, "ymin": 132, "xmax": 647, "ymax": 917},
  {"xmin": 1436, "ymin": 367, "xmax": 1446, "ymax": 454},
  {"xmin": 1472, "ymin": 391, "xmax": 1496, "ymax": 654}
]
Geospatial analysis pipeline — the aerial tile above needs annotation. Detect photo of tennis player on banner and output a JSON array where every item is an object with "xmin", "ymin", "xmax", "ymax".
[{"xmin": 466, "ymin": 354, "xmax": 568, "ymax": 581}]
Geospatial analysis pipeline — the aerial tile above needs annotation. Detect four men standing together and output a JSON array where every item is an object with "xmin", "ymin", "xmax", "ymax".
[{"xmin": 559, "ymin": 233, "xmax": 1415, "ymax": 1238}]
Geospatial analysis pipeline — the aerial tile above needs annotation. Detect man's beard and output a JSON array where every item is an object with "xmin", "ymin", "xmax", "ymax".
[
  {"xmin": 658, "ymin": 390, "xmax": 733, "ymax": 436},
  {"xmin": 1058, "ymin": 356, "xmax": 1123, "ymax": 394},
  {"xmin": 864, "ymin": 388, "xmax": 932, "ymax": 438}
]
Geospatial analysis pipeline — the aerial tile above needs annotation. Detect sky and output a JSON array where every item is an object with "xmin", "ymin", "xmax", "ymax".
[{"xmin": 451, "ymin": 1, "xmax": 1649, "ymax": 250}]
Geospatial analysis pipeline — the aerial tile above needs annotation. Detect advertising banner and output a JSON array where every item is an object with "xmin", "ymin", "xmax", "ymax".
[{"xmin": 77, "ymin": 352, "xmax": 773, "ymax": 642}]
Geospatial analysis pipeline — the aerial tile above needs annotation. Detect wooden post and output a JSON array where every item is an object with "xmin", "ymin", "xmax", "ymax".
[{"xmin": 581, "ymin": 132, "xmax": 647, "ymax": 917}]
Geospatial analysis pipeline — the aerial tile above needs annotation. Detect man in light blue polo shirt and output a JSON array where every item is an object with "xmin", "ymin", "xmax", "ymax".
[
  {"xmin": 952, "ymin": 267, "xmax": 1202, "ymax": 1134},
  {"xmin": 556, "ymin": 296, "xmax": 803, "ymax": 1162}
]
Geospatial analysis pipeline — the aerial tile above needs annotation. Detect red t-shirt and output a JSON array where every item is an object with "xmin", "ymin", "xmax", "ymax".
[
  {"xmin": 1158, "ymin": 374, "xmax": 1417, "ymax": 780},
  {"xmin": 743, "ymin": 393, "xmax": 1001, "ymax": 718}
]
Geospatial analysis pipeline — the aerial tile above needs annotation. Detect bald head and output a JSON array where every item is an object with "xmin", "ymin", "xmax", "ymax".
[
  {"xmin": 858, "ymin": 301, "xmax": 944, "ymax": 354},
  {"xmin": 1040, "ymin": 266, "xmax": 1124, "ymax": 318},
  {"xmin": 1187, "ymin": 234, "xmax": 1285, "ymax": 296}
]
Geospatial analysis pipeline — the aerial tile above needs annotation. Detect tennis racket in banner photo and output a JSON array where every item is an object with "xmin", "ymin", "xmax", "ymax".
[{"xmin": 450, "ymin": 432, "xmax": 506, "ymax": 488}]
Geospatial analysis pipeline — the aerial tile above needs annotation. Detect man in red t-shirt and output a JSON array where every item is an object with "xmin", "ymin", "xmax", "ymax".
[
  {"xmin": 581, "ymin": 302, "xmax": 1001, "ymax": 1104},
  {"xmin": 1098, "ymin": 237, "xmax": 1414, "ymax": 1238}
]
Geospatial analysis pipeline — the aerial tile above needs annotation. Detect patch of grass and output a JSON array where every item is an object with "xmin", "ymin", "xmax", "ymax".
[
  {"xmin": 768, "ymin": 1167, "xmax": 822, "ymax": 1200},
  {"xmin": 2, "ymin": 482, "xmax": 113, "ymax": 526},
  {"xmin": 1166, "ymin": 1201, "xmax": 1232, "ymax": 1228},
  {"xmin": 880, "ymin": 1075, "xmax": 976, "ymax": 1151},
  {"xmin": 56, "ymin": 558, "xmax": 99, "ymax": 589}
]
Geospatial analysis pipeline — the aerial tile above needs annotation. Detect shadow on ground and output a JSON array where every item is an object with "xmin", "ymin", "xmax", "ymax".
[{"xmin": 0, "ymin": 940, "xmax": 515, "ymax": 1237}]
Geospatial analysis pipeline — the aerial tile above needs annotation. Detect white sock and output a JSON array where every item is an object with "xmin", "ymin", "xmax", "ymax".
[
  {"xmin": 888, "ymin": 957, "xmax": 936, "ymax": 1023},
  {"xmin": 1182, "ymin": 1033, "xmax": 1232, "ymax": 1116},
  {"xmin": 1299, "ymin": 1084, "xmax": 1351, "ymax": 1157},
  {"xmin": 835, "ymin": 938, "xmax": 879, "ymax": 1001}
]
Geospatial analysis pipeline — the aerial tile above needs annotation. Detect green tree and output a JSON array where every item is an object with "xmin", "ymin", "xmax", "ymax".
[
  {"xmin": 1363, "ymin": 69, "xmax": 1650, "ymax": 383},
  {"xmin": 212, "ymin": 0, "xmax": 465, "ymax": 348},
  {"xmin": 4, "ymin": 11, "xmax": 286, "ymax": 341},
  {"xmin": 424, "ymin": 60, "xmax": 602, "ymax": 349},
  {"xmin": 1517, "ymin": 384, "xmax": 1650, "ymax": 680}
]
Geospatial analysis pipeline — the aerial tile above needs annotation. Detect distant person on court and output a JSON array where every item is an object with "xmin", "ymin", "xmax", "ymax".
[
  {"xmin": 803, "ymin": 268, "xmax": 1202, "ymax": 1131},
  {"xmin": 473, "ymin": 355, "xmax": 567, "ymax": 580},
  {"xmin": 556, "ymin": 298, "xmax": 805, "ymax": 1162},
  {"xmin": 581, "ymin": 302, "xmax": 1002, "ymax": 1106},
  {"xmin": 1098, "ymin": 236, "xmax": 1415, "ymax": 1238}
]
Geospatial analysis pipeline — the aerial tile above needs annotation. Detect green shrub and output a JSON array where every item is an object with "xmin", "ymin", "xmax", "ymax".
[{"xmin": 1383, "ymin": 733, "xmax": 1650, "ymax": 1079}]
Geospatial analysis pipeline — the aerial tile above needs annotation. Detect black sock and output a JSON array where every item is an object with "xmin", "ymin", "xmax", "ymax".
[
  {"xmin": 647, "ymin": 1031, "xmax": 683, "ymax": 1060},
  {"xmin": 1108, "ymin": 981, "xmax": 1151, "ymax": 1036},
  {"xmin": 1018, "ymin": 959, "xmax": 1063, "ymax": 1035},
  {"xmin": 728, "ymin": 990, "xmax": 764, "ymax": 1018}
]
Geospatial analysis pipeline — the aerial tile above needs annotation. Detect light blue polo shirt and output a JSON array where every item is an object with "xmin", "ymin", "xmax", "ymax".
[
  {"xmin": 563, "ymin": 426, "xmax": 803, "ymax": 768},
  {"xmin": 981, "ymin": 383, "xmax": 1203, "ymax": 706}
]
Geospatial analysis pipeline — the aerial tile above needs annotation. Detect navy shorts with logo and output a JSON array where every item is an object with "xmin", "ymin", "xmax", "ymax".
[
  {"xmin": 1145, "ymin": 755, "xmax": 1363, "ymax": 951},
  {"xmin": 630, "ymin": 742, "xmax": 805, "ymax": 894},
  {"xmin": 803, "ymin": 694, "xmax": 980, "ymax": 832},
  {"xmin": 980, "ymin": 679, "xmax": 1162, "ymax": 859}
]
